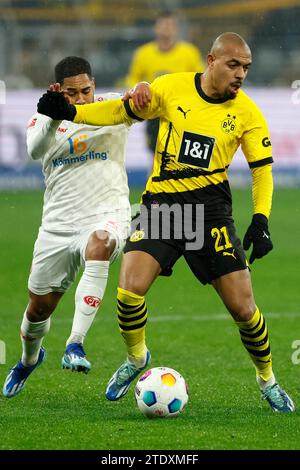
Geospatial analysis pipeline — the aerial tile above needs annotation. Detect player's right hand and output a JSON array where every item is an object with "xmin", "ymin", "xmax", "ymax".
[
  {"xmin": 37, "ymin": 86, "xmax": 77, "ymax": 121},
  {"xmin": 243, "ymin": 213, "xmax": 273, "ymax": 264},
  {"xmin": 122, "ymin": 81, "xmax": 151, "ymax": 111}
]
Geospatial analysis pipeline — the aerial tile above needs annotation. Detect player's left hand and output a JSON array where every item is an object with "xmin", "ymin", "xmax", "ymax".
[
  {"xmin": 37, "ymin": 83, "xmax": 77, "ymax": 121},
  {"xmin": 122, "ymin": 81, "xmax": 151, "ymax": 111},
  {"xmin": 243, "ymin": 213, "xmax": 273, "ymax": 264}
]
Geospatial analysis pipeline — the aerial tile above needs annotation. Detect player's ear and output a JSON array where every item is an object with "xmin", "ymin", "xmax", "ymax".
[{"xmin": 207, "ymin": 54, "xmax": 215, "ymax": 68}]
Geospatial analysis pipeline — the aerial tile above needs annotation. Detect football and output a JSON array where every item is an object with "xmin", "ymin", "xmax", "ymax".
[{"xmin": 135, "ymin": 367, "xmax": 189, "ymax": 418}]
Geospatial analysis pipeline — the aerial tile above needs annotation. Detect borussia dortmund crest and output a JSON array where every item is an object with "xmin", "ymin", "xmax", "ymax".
[
  {"xmin": 221, "ymin": 114, "xmax": 236, "ymax": 134},
  {"xmin": 130, "ymin": 230, "xmax": 145, "ymax": 242}
]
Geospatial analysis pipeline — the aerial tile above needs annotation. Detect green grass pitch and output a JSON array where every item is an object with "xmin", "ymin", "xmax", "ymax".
[{"xmin": 0, "ymin": 188, "xmax": 300, "ymax": 450}]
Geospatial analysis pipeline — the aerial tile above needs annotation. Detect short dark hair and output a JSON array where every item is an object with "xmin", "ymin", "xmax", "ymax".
[{"xmin": 55, "ymin": 56, "xmax": 92, "ymax": 84}]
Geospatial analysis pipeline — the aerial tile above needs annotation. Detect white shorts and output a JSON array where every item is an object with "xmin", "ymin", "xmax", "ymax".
[{"xmin": 28, "ymin": 216, "xmax": 130, "ymax": 295}]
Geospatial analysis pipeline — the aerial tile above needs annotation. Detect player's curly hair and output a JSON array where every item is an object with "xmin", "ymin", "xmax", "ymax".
[{"xmin": 55, "ymin": 56, "xmax": 92, "ymax": 84}]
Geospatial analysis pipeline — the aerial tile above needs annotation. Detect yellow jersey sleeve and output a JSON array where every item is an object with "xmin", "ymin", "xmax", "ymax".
[
  {"xmin": 240, "ymin": 100, "xmax": 273, "ymax": 218},
  {"xmin": 251, "ymin": 164, "xmax": 273, "ymax": 218},
  {"xmin": 241, "ymin": 102, "xmax": 273, "ymax": 169},
  {"xmin": 74, "ymin": 75, "xmax": 168, "ymax": 125},
  {"xmin": 74, "ymin": 99, "xmax": 134, "ymax": 126}
]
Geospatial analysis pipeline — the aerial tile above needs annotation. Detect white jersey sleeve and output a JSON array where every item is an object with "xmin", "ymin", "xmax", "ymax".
[
  {"xmin": 26, "ymin": 92, "xmax": 131, "ymax": 232},
  {"xmin": 95, "ymin": 92, "xmax": 123, "ymax": 102},
  {"xmin": 27, "ymin": 114, "xmax": 61, "ymax": 160}
]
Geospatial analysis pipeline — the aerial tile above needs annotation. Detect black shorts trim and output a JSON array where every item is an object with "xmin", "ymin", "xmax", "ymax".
[{"xmin": 123, "ymin": 242, "xmax": 181, "ymax": 277}]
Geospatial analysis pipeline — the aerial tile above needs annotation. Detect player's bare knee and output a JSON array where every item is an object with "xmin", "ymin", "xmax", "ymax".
[
  {"xmin": 27, "ymin": 301, "xmax": 54, "ymax": 321},
  {"xmin": 119, "ymin": 277, "xmax": 147, "ymax": 297},
  {"xmin": 119, "ymin": 264, "xmax": 152, "ymax": 296},
  {"xmin": 119, "ymin": 252, "xmax": 161, "ymax": 296},
  {"xmin": 85, "ymin": 231, "xmax": 115, "ymax": 261},
  {"xmin": 27, "ymin": 292, "xmax": 61, "ymax": 321},
  {"xmin": 229, "ymin": 299, "xmax": 256, "ymax": 322}
]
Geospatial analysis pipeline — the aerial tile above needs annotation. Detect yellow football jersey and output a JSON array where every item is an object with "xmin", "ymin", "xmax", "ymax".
[
  {"xmin": 125, "ymin": 42, "xmax": 205, "ymax": 87},
  {"xmin": 74, "ymin": 72, "xmax": 273, "ymax": 218},
  {"xmin": 125, "ymin": 73, "xmax": 272, "ymax": 191}
]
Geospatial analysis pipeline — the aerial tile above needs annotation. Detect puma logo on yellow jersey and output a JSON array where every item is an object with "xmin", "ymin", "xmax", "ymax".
[{"xmin": 177, "ymin": 106, "xmax": 191, "ymax": 119}]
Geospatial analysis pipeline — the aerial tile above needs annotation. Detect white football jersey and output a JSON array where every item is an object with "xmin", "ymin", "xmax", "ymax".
[{"xmin": 27, "ymin": 93, "xmax": 131, "ymax": 231}]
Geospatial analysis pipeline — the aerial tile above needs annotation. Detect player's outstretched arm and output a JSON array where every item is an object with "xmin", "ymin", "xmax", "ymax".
[
  {"xmin": 74, "ymin": 81, "xmax": 152, "ymax": 126},
  {"xmin": 37, "ymin": 81, "xmax": 153, "ymax": 126}
]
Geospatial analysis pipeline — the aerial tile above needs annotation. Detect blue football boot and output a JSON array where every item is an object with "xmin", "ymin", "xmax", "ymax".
[
  {"xmin": 262, "ymin": 383, "xmax": 295, "ymax": 412},
  {"xmin": 62, "ymin": 342, "xmax": 91, "ymax": 374},
  {"xmin": 3, "ymin": 347, "xmax": 46, "ymax": 398},
  {"xmin": 105, "ymin": 350, "xmax": 151, "ymax": 401}
]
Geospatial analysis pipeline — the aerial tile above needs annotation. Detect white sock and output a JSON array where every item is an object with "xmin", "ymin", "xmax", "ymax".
[
  {"xmin": 21, "ymin": 311, "xmax": 51, "ymax": 366},
  {"xmin": 66, "ymin": 260, "xmax": 109, "ymax": 346},
  {"xmin": 256, "ymin": 373, "xmax": 276, "ymax": 391}
]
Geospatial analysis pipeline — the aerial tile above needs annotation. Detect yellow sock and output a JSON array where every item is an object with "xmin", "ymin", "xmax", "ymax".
[
  {"xmin": 236, "ymin": 307, "xmax": 273, "ymax": 382},
  {"xmin": 117, "ymin": 287, "xmax": 148, "ymax": 363}
]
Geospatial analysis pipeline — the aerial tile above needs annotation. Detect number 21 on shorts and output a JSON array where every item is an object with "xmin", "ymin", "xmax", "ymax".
[{"xmin": 211, "ymin": 226, "xmax": 233, "ymax": 252}]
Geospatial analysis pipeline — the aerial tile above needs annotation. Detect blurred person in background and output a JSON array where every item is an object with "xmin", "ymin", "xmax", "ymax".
[
  {"xmin": 4, "ymin": 38, "xmax": 37, "ymax": 89},
  {"xmin": 2, "ymin": 56, "xmax": 149, "ymax": 398},
  {"xmin": 126, "ymin": 10, "xmax": 205, "ymax": 154}
]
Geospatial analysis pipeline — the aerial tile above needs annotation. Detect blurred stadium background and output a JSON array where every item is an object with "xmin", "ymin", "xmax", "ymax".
[{"xmin": 0, "ymin": 0, "xmax": 300, "ymax": 189}]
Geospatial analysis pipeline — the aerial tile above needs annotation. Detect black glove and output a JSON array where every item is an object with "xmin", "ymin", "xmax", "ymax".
[
  {"xmin": 243, "ymin": 213, "xmax": 273, "ymax": 264},
  {"xmin": 37, "ymin": 91, "xmax": 77, "ymax": 121}
]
